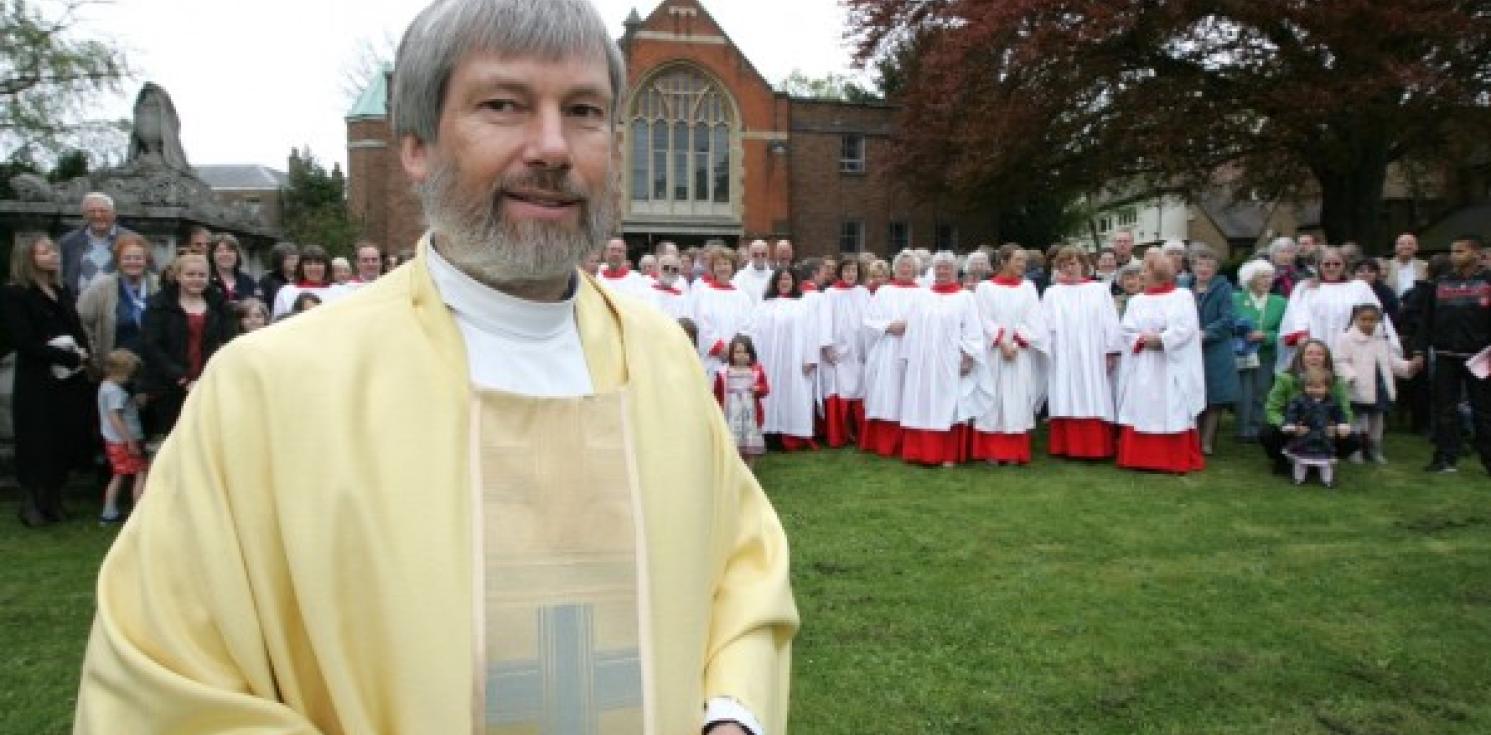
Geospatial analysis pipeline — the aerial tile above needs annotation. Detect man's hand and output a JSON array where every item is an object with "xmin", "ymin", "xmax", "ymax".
[
  {"xmin": 1281, "ymin": 423, "xmax": 1297, "ymax": 435},
  {"xmin": 886, "ymin": 320, "xmax": 907, "ymax": 336},
  {"xmin": 802, "ymin": 363, "xmax": 815, "ymax": 376},
  {"xmin": 706, "ymin": 725, "xmax": 749, "ymax": 735},
  {"xmin": 1335, "ymin": 424, "xmax": 1353, "ymax": 438},
  {"xmin": 959, "ymin": 354, "xmax": 974, "ymax": 376},
  {"xmin": 822, "ymin": 347, "xmax": 839, "ymax": 365},
  {"xmin": 999, "ymin": 342, "xmax": 1018, "ymax": 361},
  {"xmin": 126, "ymin": 439, "xmax": 143, "ymax": 457},
  {"xmin": 1106, "ymin": 354, "xmax": 1119, "ymax": 373},
  {"xmin": 1247, "ymin": 330, "xmax": 1266, "ymax": 343}
]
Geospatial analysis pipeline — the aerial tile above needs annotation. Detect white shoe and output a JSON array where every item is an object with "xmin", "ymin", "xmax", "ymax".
[
  {"xmin": 1371, "ymin": 452, "xmax": 1388, "ymax": 465},
  {"xmin": 1348, "ymin": 451, "xmax": 1364, "ymax": 464}
]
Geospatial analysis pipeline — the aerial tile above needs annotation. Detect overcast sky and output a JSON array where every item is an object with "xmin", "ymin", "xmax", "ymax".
[{"xmin": 71, "ymin": 0, "xmax": 867, "ymax": 172}]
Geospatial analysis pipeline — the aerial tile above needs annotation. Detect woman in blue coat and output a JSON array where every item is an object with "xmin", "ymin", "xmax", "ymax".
[{"xmin": 1190, "ymin": 244, "xmax": 1239, "ymax": 455}]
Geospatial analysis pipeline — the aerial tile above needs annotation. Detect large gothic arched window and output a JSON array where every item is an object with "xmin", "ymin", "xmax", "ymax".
[{"xmin": 628, "ymin": 66, "xmax": 734, "ymax": 216}]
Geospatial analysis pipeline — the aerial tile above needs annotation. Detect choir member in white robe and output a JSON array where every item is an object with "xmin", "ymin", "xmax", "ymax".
[
  {"xmin": 731, "ymin": 240, "xmax": 775, "ymax": 304},
  {"xmin": 597, "ymin": 238, "xmax": 653, "ymax": 300},
  {"xmin": 692, "ymin": 247, "xmax": 755, "ymax": 376},
  {"xmin": 1276, "ymin": 246, "xmax": 1400, "ymax": 373},
  {"xmin": 860, "ymin": 251, "xmax": 923, "ymax": 457},
  {"xmin": 898, "ymin": 251, "xmax": 991, "ymax": 467},
  {"xmin": 1041, "ymin": 246, "xmax": 1123, "ymax": 459},
  {"xmin": 646, "ymin": 253, "xmax": 693, "ymax": 320},
  {"xmin": 746, "ymin": 269, "xmax": 826, "ymax": 451},
  {"xmin": 820, "ymin": 259, "xmax": 872, "ymax": 447},
  {"xmin": 972, "ymin": 249, "xmax": 1049, "ymax": 465},
  {"xmin": 795, "ymin": 270, "xmax": 833, "ymax": 438},
  {"xmin": 1115, "ymin": 251, "xmax": 1207, "ymax": 473}
]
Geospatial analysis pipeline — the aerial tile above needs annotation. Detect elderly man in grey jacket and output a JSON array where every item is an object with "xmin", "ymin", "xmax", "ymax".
[{"xmin": 59, "ymin": 192, "xmax": 136, "ymax": 295}]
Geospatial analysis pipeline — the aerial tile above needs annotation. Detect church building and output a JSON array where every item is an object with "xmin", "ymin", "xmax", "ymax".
[{"xmin": 346, "ymin": 0, "xmax": 996, "ymax": 258}]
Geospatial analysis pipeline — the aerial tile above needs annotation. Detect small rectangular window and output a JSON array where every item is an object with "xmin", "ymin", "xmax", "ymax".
[
  {"xmin": 840, "ymin": 134, "xmax": 865, "ymax": 174},
  {"xmin": 888, "ymin": 221, "xmax": 910, "ymax": 251},
  {"xmin": 934, "ymin": 223, "xmax": 958, "ymax": 250},
  {"xmin": 840, "ymin": 219, "xmax": 865, "ymax": 251}
]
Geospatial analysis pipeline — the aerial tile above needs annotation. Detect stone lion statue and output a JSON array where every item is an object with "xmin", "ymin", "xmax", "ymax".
[{"xmin": 127, "ymin": 82, "xmax": 191, "ymax": 172}]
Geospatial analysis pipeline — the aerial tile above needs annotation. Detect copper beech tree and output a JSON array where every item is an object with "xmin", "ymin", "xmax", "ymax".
[{"xmin": 847, "ymin": 0, "xmax": 1491, "ymax": 248}]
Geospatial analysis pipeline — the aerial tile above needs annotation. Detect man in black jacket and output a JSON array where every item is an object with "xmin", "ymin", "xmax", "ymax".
[{"xmin": 1411, "ymin": 235, "xmax": 1491, "ymax": 474}]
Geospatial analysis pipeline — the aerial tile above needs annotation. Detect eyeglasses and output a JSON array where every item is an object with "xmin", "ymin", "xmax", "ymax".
[
  {"xmin": 662, "ymin": 266, "xmax": 679, "ymax": 273},
  {"xmin": 1321, "ymin": 261, "xmax": 1344, "ymax": 267}
]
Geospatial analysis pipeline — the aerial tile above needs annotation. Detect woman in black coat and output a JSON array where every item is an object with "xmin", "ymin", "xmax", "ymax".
[
  {"xmin": 2, "ymin": 235, "xmax": 96, "ymax": 526},
  {"xmin": 141, "ymin": 253, "xmax": 236, "ymax": 437},
  {"xmin": 208, "ymin": 232, "xmax": 260, "ymax": 303},
  {"xmin": 257, "ymin": 241, "xmax": 299, "ymax": 312}
]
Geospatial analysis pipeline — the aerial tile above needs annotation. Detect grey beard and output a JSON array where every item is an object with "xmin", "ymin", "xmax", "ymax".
[{"xmin": 417, "ymin": 161, "xmax": 614, "ymax": 287}]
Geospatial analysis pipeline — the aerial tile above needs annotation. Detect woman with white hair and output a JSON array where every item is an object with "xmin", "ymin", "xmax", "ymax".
[
  {"xmin": 1233, "ymin": 259, "xmax": 1286, "ymax": 441},
  {"xmin": 1115, "ymin": 250, "xmax": 1206, "ymax": 474},
  {"xmin": 972, "ymin": 248, "xmax": 1048, "ymax": 464},
  {"xmin": 1276, "ymin": 245, "xmax": 1398, "ymax": 373},
  {"xmin": 897, "ymin": 251, "xmax": 989, "ymax": 467},
  {"xmin": 1188, "ymin": 244, "xmax": 1239, "ymax": 454},
  {"xmin": 860, "ymin": 250, "xmax": 926, "ymax": 456},
  {"xmin": 1161, "ymin": 239, "xmax": 1192, "ymax": 288},
  {"xmin": 1267, "ymin": 237, "xmax": 1302, "ymax": 297},
  {"xmin": 1041, "ymin": 246, "xmax": 1123, "ymax": 459}
]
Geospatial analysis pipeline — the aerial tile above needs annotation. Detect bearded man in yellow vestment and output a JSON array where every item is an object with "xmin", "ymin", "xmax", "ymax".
[{"xmin": 73, "ymin": 1, "xmax": 798, "ymax": 733}]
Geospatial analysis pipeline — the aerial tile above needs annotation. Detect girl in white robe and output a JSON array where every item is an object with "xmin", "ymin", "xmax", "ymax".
[
  {"xmin": 820, "ymin": 260, "xmax": 872, "ymax": 447},
  {"xmin": 860, "ymin": 253, "xmax": 924, "ymax": 457},
  {"xmin": 690, "ymin": 251, "xmax": 755, "ymax": 377},
  {"xmin": 1276, "ymin": 247, "xmax": 1400, "ymax": 373},
  {"xmin": 746, "ymin": 269, "xmax": 825, "ymax": 450},
  {"xmin": 898, "ymin": 253, "xmax": 990, "ymax": 467},
  {"xmin": 1041, "ymin": 247, "xmax": 1123, "ymax": 459},
  {"xmin": 972, "ymin": 251, "xmax": 1049, "ymax": 465},
  {"xmin": 1115, "ymin": 253, "xmax": 1207, "ymax": 474}
]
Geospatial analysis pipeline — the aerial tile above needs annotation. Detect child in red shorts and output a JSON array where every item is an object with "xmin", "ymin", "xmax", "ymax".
[{"xmin": 98, "ymin": 349, "xmax": 149, "ymax": 524}]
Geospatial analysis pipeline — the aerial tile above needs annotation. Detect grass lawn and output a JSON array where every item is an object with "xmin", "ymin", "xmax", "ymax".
[{"xmin": 3, "ymin": 427, "xmax": 1489, "ymax": 734}]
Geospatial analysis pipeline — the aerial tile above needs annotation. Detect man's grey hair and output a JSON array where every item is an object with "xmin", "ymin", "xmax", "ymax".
[
  {"xmin": 391, "ymin": 0, "xmax": 628, "ymax": 144},
  {"xmin": 931, "ymin": 250, "xmax": 959, "ymax": 268},
  {"xmin": 965, "ymin": 251, "xmax": 991, "ymax": 269},
  {"xmin": 891, "ymin": 249, "xmax": 918, "ymax": 274},
  {"xmin": 81, "ymin": 192, "xmax": 115, "ymax": 210},
  {"xmin": 1268, "ymin": 236, "xmax": 1297, "ymax": 257}
]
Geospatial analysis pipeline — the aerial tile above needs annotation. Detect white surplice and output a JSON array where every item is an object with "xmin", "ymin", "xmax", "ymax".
[
  {"xmin": 861, "ymin": 283, "xmax": 923, "ymax": 423},
  {"xmin": 1116, "ymin": 288, "xmax": 1206, "ymax": 433},
  {"xmin": 973, "ymin": 278, "xmax": 1049, "ymax": 433},
  {"xmin": 596, "ymin": 268, "xmax": 653, "ymax": 301},
  {"xmin": 745, "ymin": 296, "xmax": 825, "ymax": 437},
  {"xmin": 646, "ymin": 282, "xmax": 693, "ymax": 321},
  {"xmin": 820, "ymin": 284, "xmax": 872, "ymax": 401},
  {"xmin": 898, "ymin": 287, "xmax": 991, "ymax": 431},
  {"xmin": 690, "ymin": 281, "xmax": 755, "ymax": 375},
  {"xmin": 1275, "ymin": 279, "xmax": 1400, "ymax": 373},
  {"xmin": 1042, "ymin": 281, "xmax": 1123, "ymax": 421},
  {"xmin": 731, "ymin": 266, "xmax": 775, "ymax": 304}
]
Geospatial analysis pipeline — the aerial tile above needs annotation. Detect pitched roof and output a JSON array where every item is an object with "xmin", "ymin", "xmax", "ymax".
[
  {"xmin": 193, "ymin": 164, "xmax": 288, "ymax": 191},
  {"xmin": 347, "ymin": 63, "xmax": 393, "ymax": 120}
]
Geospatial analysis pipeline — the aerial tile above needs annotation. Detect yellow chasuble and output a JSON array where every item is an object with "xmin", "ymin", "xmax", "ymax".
[{"xmin": 74, "ymin": 237, "xmax": 799, "ymax": 734}]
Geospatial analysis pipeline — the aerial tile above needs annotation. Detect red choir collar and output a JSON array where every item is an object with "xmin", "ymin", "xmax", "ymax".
[
  {"xmin": 992, "ymin": 275, "xmax": 1022, "ymax": 287},
  {"xmin": 295, "ymin": 279, "xmax": 327, "ymax": 288},
  {"xmin": 1320, "ymin": 275, "xmax": 1346, "ymax": 284},
  {"xmin": 653, "ymin": 283, "xmax": 681, "ymax": 295},
  {"xmin": 931, "ymin": 282, "xmax": 962, "ymax": 294},
  {"xmin": 602, "ymin": 266, "xmax": 630, "ymax": 279},
  {"xmin": 801, "ymin": 282, "xmax": 819, "ymax": 292},
  {"xmin": 708, "ymin": 280, "xmax": 736, "ymax": 290},
  {"xmin": 888, "ymin": 279, "xmax": 918, "ymax": 288},
  {"xmin": 1145, "ymin": 283, "xmax": 1177, "ymax": 295}
]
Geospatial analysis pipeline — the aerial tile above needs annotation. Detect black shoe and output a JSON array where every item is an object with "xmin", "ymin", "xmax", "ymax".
[{"xmin": 1424, "ymin": 459, "xmax": 1458, "ymax": 474}]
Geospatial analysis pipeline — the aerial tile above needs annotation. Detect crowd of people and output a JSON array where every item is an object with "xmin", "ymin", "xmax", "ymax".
[
  {"xmin": 590, "ymin": 232, "xmax": 1490, "ymax": 486},
  {"xmin": 6, "ymin": 189, "xmax": 1488, "ymax": 527},
  {"xmin": 3, "ymin": 192, "xmax": 399, "ymax": 526}
]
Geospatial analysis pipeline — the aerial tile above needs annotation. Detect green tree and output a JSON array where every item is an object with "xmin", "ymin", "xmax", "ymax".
[
  {"xmin": 1, "ymin": 0, "xmax": 130, "ymax": 163},
  {"xmin": 281, "ymin": 147, "xmax": 358, "ymax": 256},
  {"xmin": 777, "ymin": 69, "xmax": 880, "ymax": 103}
]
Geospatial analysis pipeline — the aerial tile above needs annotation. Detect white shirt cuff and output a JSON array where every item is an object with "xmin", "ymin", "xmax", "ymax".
[{"xmin": 704, "ymin": 696, "xmax": 765, "ymax": 735}]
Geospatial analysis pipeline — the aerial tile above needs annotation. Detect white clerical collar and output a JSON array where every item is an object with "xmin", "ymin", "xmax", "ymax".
[{"xmin": 426, "ymin": 242, "xmax": 578, "ymax": 341}]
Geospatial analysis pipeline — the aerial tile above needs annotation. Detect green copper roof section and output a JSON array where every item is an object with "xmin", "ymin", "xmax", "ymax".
[{"xmin": 346, "ymin": 63, "xmax": 392, "ymax": 120}]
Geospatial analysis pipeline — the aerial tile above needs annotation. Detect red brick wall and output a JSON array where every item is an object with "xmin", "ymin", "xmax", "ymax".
[
  {"xmin": 347, "ymin": 117, "xmax": 424, "ymax": 253},
  {"xmin": 787, "ymin": 100, "xmax": 1000, "ymax": 258}
]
